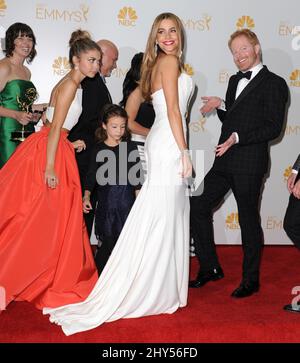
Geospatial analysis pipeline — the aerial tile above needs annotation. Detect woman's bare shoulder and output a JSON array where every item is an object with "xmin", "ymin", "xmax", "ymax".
[
  {"xmin": 158, "ymin": 54, "xmax": 179, "ymax": 70},
  {"xmin": 0, "ymin": 58, "xmax": 11, "ymax": 77},
  {"xmin": 50, "ymin": 77, "xmax": 77, "ymax": 106},
  {"xmin": 56, "ymin": 77, "xmax": 77, "ymax": 97}
]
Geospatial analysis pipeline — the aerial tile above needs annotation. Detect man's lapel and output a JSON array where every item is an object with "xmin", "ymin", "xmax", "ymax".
[
  {"xmin": 227, "ymin": 66, "xmax": 269, "ymax": 114},
  {"xmin": 98, "ymin": 74, "xmax": 112, "ymax": 103}
]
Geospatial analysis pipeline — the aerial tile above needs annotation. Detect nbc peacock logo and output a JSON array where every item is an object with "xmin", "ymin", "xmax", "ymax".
[
  {"xmin": 236, "ymin": 16, "xmax": 255, "ymax": 30},
  {"xmin": 52, "ymin": 57, "xmax": 70, "ymax": 76},
  {"xmin": 184, "ymin": 64, "xmax": 194, "ymax": 76},
  {"xmin": 118, "ymin": 6, "xmax": 137, "ymax": 27},
  {"xmin": 0, "ymin": 0, "xmax": 7, "ymax": 16},
  {"xmin": 225, "ymin": 212, "xmax": 240, "ymax": 230},
  {"xmin": 284, "ymin": 166, "xmax": 292, "ymax": 182},
  {"xmin": 290, "ymin": 69, "xmax": 300, "ymax": 87}
]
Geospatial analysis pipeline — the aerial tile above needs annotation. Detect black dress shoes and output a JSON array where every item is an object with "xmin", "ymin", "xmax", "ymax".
[
  {"xmin": 283, "ymin": 302, "xmax": 300, "ymax": 313},
  {"xmin": 231, "ymin": 282, "xmax": 259, "ymax": 298},
  {"xmin": 189, "ymin": 267, "xmax": 224, "ymax": 288}
]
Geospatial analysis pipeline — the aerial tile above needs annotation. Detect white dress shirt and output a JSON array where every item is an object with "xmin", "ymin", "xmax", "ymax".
[{"xmin": 235, "ymin": 62, "xmax": 263, "ymax": 99}]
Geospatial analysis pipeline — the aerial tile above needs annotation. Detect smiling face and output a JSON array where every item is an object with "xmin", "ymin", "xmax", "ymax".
[
  {"xmin": 13, "ymin": 32, "xmax": 34, "ymax": 59},
  {"xmin": 156, "ymin": 18, "xmax": 180, "ymax": 56},
  {"xmin": 73, "ymin": 49, "xmax": 101, "ymax": 78},
  {"xmin": 5, "ymin": 23, "xmax": 37, "ymax": 62},
  {"xmin": 230, "ymin": 35, "xmax": 261, "ymax": 71}
]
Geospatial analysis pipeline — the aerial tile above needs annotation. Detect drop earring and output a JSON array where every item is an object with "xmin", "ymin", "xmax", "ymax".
[{"xmin": 154, "ymin": 42, "xmax": 158, "ymax": 57}]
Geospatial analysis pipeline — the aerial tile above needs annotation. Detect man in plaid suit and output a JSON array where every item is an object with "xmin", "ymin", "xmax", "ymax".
[
  {"xmin": 283, "ymin": 155, "xmax": 300, "ymax": 312},
  {"xmin": 190, "ymin": 29, "xmax": 288, "ymax": 298}
]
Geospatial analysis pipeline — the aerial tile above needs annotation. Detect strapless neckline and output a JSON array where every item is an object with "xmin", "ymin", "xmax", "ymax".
[
  {"xmin": 151, "ymin": 73, "xmax": 190, "ymax": 97},
  {"xmin": 5, "ymin": 79, "xmax": 33, "ymax": 85},
  {"xmin": 45, "ymin": 88, "xmax": 82, "ymax": 131}
]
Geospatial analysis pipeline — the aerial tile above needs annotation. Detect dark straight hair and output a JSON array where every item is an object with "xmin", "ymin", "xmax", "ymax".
[{"xmin": 5, "ymin": 22, "xmax": 37, "ymax": 63}]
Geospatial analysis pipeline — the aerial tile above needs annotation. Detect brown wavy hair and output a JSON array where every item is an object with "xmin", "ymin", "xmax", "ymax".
[
  {"xmin": 140, "ymin": 12, "xmax": 185, "ymax": 101},
  {"xmin": 95, "ymin": 104, "xmax": 131, "ymax": 143}
]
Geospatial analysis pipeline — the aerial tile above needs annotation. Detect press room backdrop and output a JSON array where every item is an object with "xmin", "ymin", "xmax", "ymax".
[{"xmin": 1, "ymin": 0, "xmax": 299, "ymax": 244}]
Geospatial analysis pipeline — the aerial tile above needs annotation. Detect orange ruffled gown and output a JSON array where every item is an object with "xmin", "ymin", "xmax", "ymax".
[{"xmin": 0, "ymin": 127, "xmax": 98, "ymax": 309}]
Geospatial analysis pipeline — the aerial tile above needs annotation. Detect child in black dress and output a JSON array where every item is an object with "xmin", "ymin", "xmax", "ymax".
[{"xmin": 83, "ymin": 104, "xmax": 142, "ymax": 274}]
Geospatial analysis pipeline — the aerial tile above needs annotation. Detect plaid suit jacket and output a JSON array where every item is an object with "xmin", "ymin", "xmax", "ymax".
[{"xmin": 214, "ymin": 66, "xmax": 288, "ymax": 175}]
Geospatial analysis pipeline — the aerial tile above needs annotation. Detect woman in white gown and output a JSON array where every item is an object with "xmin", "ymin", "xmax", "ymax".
[{"xmin": 43, "ymin": 12, "xmax": 194, "ymax": 335}]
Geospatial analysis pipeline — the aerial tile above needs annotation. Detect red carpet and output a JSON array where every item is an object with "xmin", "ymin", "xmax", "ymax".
[{"xmin": 0, "ymin": 246, "xmax": 300, "ymax": 343}]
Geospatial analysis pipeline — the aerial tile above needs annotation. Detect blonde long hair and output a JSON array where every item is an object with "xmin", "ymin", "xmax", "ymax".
[{"xmin": 140, "ymin": 13, "xmax": 185, "ymax": 101}]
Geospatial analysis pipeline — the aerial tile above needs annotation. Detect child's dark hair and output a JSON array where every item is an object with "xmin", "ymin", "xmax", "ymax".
[
  {"xmin": 95, "ymin": 104, "xmax": 131, "ymax": 143},
  {"xmin": 5, "ymin": 23, "xmax": 37, "ymax": 63}
]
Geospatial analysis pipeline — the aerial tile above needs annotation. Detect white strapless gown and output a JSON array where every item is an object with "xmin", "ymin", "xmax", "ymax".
[{"xmin": 43, "ymin": 73, "xmax": 193, "ymax": 335}]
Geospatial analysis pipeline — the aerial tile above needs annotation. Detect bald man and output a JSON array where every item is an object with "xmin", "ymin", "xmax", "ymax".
[
  {"xmin": 97, "ymin": 39, "xmax": 118, "ymax": 78},
  {"xmin": 68, "ymin": 39, "xmax": 118, "ymax": 237}
]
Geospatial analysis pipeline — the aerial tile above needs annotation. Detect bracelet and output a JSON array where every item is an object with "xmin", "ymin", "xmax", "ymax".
[
  {"xmin": 82, "ymin": 196, "xmax": 90, "ymax": 201},
  {"xmin": 181, "ymin": 149, "xmax": 190, "ymax": 155}
]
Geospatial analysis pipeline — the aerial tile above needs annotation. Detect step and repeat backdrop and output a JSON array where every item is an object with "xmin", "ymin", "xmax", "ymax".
[{"xmin": 1, "ymin": 0, "xmax": 299, "ymax": 244}]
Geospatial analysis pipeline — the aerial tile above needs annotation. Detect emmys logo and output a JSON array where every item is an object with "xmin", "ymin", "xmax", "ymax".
[
  {"xmin": 0, "ymin": 0, "xmax": 7, "ymax": 17},
  {"xmin": 184, "ymin": 64, "xmax": 194, "ymax": 76},
  {"xmin": 279, "ymin": 22, "xmax": 300, "ymax": 36},
  {"xmin": 181, "ymin": 14, "xmax": 212, "ymax": 31},
  {"xmin": 236, "ymin": 16, "xmax": 255, "ymax": 30},
  {"xmin": 290, "ymin": 69, "xmax": 300, "ymax": 87},
  {"xmin": 292, "ymin": 26, "xmax": 300, "ymax": 51},
  {"xmin": 189, "ymin": 116, "xmax": 206, "ymax": 133},
  {"xmin": 52, "ymin": 57, "xmax": 70, "ymax": 76},
  {"xmin": 36, "ymin": 4, "xmax": 89, "ymax": 22},
  {"xmin": 111, "ymin": 67, "xmax": 129, "ymax": 78},
  {"xmin": 266, "ymin": 216, "xmax": 283, "ymax": 230},
  {"xmin": 219, "ymin": 69, "xmax": 231, "ymax": 83},
  {"xmin": 118, "ymin": 7, "xmax": 138, "ymax": 27},
  {"xmin": 0, "ymin": 286, "xmax": 5, "ymax": 312},
  {"xmin": 278, "ymin": 23, "xmax": 300, "ymax": 50},
  {"xmin": 285, "ymin": 124, "xmax": 300, "ymax": 136},
  {"xmin": 225, "ymin": 212, "xmax": 240, "ymax": 230},
  {"xmin": 284, "ymin": 166, "xmax": 292, "ymax": 182}
]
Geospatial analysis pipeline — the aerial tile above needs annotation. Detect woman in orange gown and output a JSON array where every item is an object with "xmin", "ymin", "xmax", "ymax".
[{"xmin": 0, "ymin": 30, "xmax": 100, "ymax": 310}]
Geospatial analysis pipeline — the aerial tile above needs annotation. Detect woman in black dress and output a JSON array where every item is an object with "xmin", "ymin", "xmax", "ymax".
[{"xmin": 120, "ymin": 52, "xmax": 155, "ymax": 172}]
